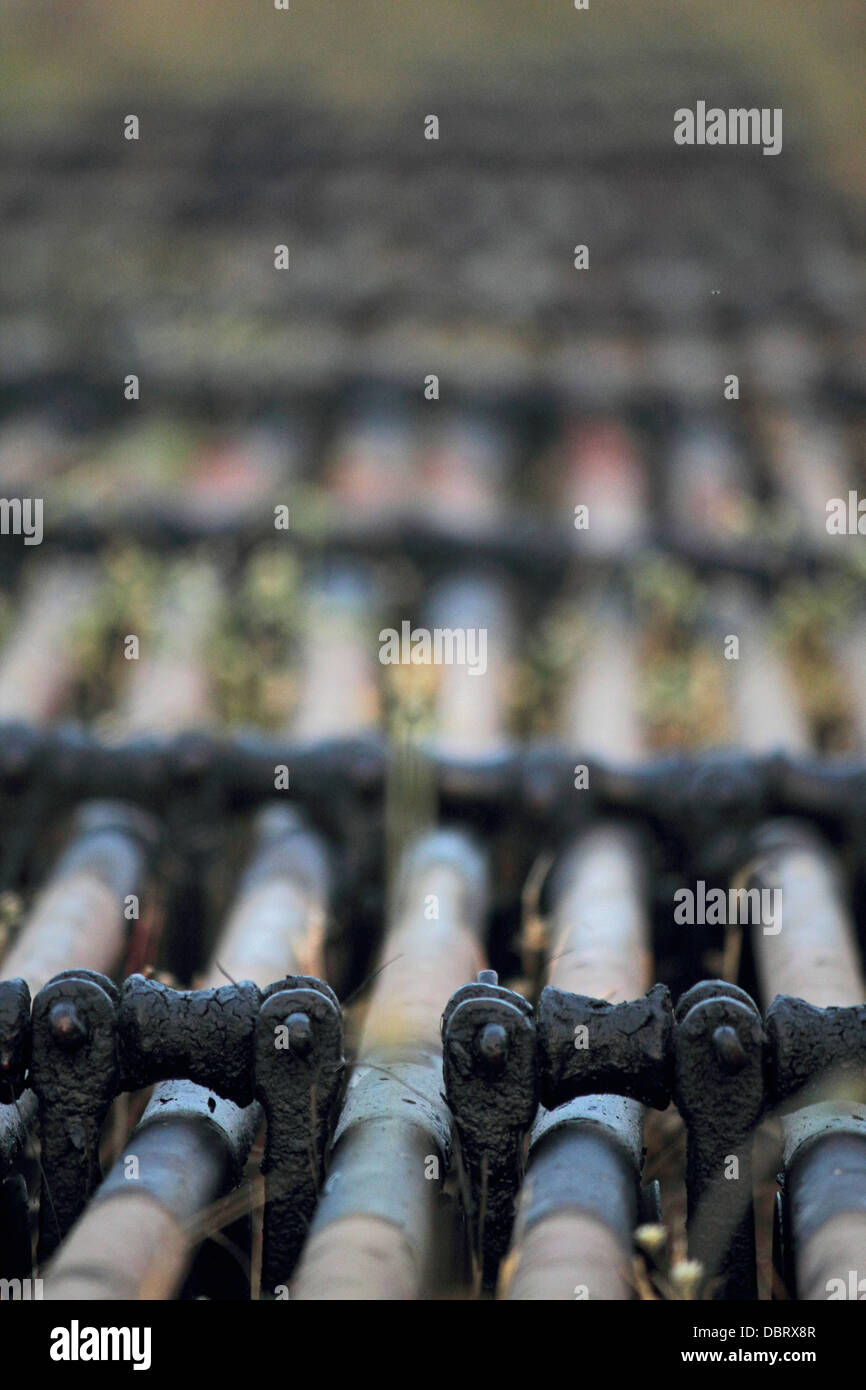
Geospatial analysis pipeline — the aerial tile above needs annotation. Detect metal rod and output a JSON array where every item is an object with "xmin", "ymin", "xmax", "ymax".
[
  {"xmin": 290, "ymin": 568, "xmax": 381, "ymax": 742},
  {"xmin": 292, "ymin": 417, "xmax": 511, "ymax": 1295},
  {"xmin": 0, "ymin": 801, "xmax": 158, "ymax": 1265},
  {"xmin": 745, "ymin": 822, "xmax": 866, "ymax": 1300},
  {"xmin": 0, "ymin": 560, "xmax": 100, "ymax": 723},
  {"xmin": 504, "ymin": 595, "xmax": 652, "ymax": 1300},
  {"xmin": 112, "ymin": 559, "xmax": 223, "ymax": 737},
  {"xmin": 0, "ymin": 800, "xmax": 158, "ymax": 1002},
  {"xmin": 290, "ymin": 829, "xmax": 487, "ymax": 1299},
  {"xmin": 723, "ymin": 590, "xmax": 866, "ymax": 1299},
  {"xmin": 43, "ymin": 805, "xmax": 331, "ymax": 1298}
]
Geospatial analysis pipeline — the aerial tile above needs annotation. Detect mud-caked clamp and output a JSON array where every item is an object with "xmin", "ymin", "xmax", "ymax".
[
  {"xmin": 30, "ymin": 968, "xmax": 121, "ymax": 1262},
  {"xmin": 254, "ymin": 975, "xmax": 345, "ymax": 1293},
  {"xmin": 26, "ymin": 967, "xmax": 345, "ymax": 1281},
  {"xmin": 442, "ymin": 969, "xmax": 539, "ymax": 1292},
  {"xmin": 536, "ymin": 978, "xmax": 766, "ymax": 1299}
]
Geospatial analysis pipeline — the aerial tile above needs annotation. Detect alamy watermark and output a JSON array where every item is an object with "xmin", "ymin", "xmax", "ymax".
[
  {"xmin": 826, "ymin": 1271, "xmax": 866, "ymax": 1299},
  {"xmin": 1, "ymin": 1277, "xmax": 43, "ymax": 1300},
  {"xmin": 826, "ymin": 492, "xmax": 866, "ymax": 534},
  {"xmin": 50, "ymin": 1321, "xmax": 151, "ymax": 1371},
  {"xmin": 0, "ymin": 497, "xmax": 43, "ymax": 545},
  {"xmin": 674, "ymin": 102, "xmax": 782, "ymax": 156},
  {"xmin": 674, "ymin": 881, "xmax": 782, "ymax": 935},
  {"xmin": 378, "ymin": 622, "xmax": 487, "ymax": 676}
]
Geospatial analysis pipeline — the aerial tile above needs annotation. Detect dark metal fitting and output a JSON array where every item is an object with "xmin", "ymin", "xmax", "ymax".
[
  {"xmin": 59, "ymin": 730, "xmax": 167, "ymax": 808},
  {"xmin": 284, "ymin": 1011, "xmax": 313, "ymax": 1055},
  {"xmin": 169, "ymin": 730, "xmax": 220, "ymax": 783},
  {"xmin": 433, "ymin": 747, "xmax": 521, "ymax": 811},
  {"xmin": 712, "ymin": 1024, "xmax": 747, "ymax": 1073},
  {"xmin": 532, "ymin": 975, "xmax": 764, "ymax": 1299},
  {"xmin": 673, "ymin": 980, "xmax": 765, "ymax": 1301},
  {"xmin": 31, "ymin": 969, "xmax": 121, "ymax": 1261},
  {"xmin": 598, "ymin": 750, "xmax": 770, "ymax": 820},
  {"xmin": 773, "ymin": 755, "xmax": 866, "ymax": 826},
  {"xmin": 766, "ymin": 994, "xmax": 866, "ymax": 1106},
  {"xmin": 117, "ymin": 973, "xmax": 261, "ymax": 1106},
  {"xmin": 10, "ymin": 722, "xmax": 866, "ymax": 852},
  {"xmin": 0, "ymin": 1090, "xmax": 36, "ymax": 1182},
  {"xmin": 28, "ymin": 967, "xmax": 344, "ymax": 1279},
  {"xmin": 536, "ymin": 982, "xmax": 673, "ymax": 1111},
  {"xmin": 442, "ymin": 973, "xmax": 538, "ymax": 1291},
  {"xmin": 520, "ymin": 744, "xmax": 597, "ymax": 820},
  {"xmin": 477, "ymin": 1021, "xmax": 509, "ymax": 1071},
  {"xmin": 598, "ymin": 751, "xmax": 772, "ymax": 876},
  {"xmin": 0, "ymin": 1170, "xmax": 31, "ymax": 1279},
  {"xmin": 48, "ymin": 1000, "xmax": 88, "ymax": 1050},
  {"xmin": 219, "ymin": 730, "xmax": 385, "ymax": 818},
  {"xmin": 0, "ymin": 978, "xmax": 31, "ymax": 1100},
  {"xmin": 254, "ymin": 976, "xmax": 345, "ymax": 1293},
  {"xmin": 0, "ymin": 721, "xmax": 39, "ymax": 788}
]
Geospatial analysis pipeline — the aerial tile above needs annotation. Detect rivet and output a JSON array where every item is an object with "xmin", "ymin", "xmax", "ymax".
[{"xmin": 48, "ymin": 1000, "xmax": 88, "ymax": 1050}]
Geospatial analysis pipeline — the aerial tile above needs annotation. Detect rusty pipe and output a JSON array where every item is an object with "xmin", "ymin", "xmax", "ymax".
[
  {"xmin": 504, "ymin": 594, "xmax": 652, "ymax": 1300},
  {"xmin": 290, "ymin": 829, "xmax": 487, "ymax": 1299},
  {"xmin": 722, "ymin": 586, "xmax": 866, "ymax": 1300},
  {"xmin": 43, "ymin": 804, "xmax": 331, "ymax": 1299}
]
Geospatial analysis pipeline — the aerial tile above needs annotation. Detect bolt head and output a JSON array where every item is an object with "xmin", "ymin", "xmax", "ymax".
[
  {"xmin": 477, "ymin": 1021, "xmax": 508, "ymax": 1070},
  {"xmin": 712, "ymin": 1024, "xmax": 747, "ymax": 1073},
  {"xmin": 48, "ymin": 1000, "xmax": 88, "ymax": 1050},
  {"xmin": 0, "ymin": 1049, "xmax": 19, "ymax": 1095},
  {"xmin": 285, "ymin": 1011, "xmax": 313, "ymax": 1056}
]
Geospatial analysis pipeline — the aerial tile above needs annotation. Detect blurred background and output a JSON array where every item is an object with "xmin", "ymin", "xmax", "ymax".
[
  {"xmin": 0, "ymin": 0, "xmax": 863, "ymax": 735},
  {"xmin": 0, "ymin": 0, "xmax": 864, "ymax": 1301},
  {"xmin": 0, "ymin": 0, "xmax": 864, "ymax": 967},
  {"xmin": 2, "ymin": 0, "xmax": 865, "ymax": 193}
]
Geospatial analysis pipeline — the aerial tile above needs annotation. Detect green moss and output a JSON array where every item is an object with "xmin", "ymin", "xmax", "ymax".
[
  {"xmin": 213, "ymin": 547, "xmax": 301, "ymax": 728},
  {"xmin": 774, "ymin": 578, "xmax": 858, "ymax": 749},
  {"xmin": 67, "ymin": 546, "xmax": 163, "ymax": 719}
]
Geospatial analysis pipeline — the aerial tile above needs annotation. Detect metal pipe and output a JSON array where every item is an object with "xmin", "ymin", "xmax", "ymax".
[
  {"xmin": 293, "ymin": 417, "xmax": 507, "ymax": 1298},
  {"xmin": 723, "ymin": 591, "xmax": 866, "ymax": 1299},
  {"xmin": 0, "ymin": 561, "xmax": 100, "ymax": 723},
  {"xmin": 424, "ymin": 574, "xmax": 513, "ymax": 763},
  {"xmin": 761, "ymin": 408, "xmax": 852, "ymax": 554},
  {"xmin": 715, "ymin": 584, "xmax": 810, "ymax": 755},
  {"xmin": 742, "ymin": 821, "xmax": 866, "ymax": 1300},
  {"xmin": 113, "ymin": 559, "xmax": 223, "ymax": 737},
  {"xmin": 43, "ymin": 804, "xmax": 330, "ymax": 1299},
  {"xmin": 555, "ymin": 415, "xmax": 648, "ymax": 559},
  {"xmin": 290, "ymin": 567, "xmax": 381, "ymax": 742},
  {"xmin": 504, "ymin": 827, "xmax": 650, "ymax": 1300},
  {"xmin": 0, "ymin": 801, "xmax": 158, "ymax": 1267},
  {"xmin": 290, "ymin": 829, "xmax": 487, "ymax": 1299},
  {"xmin": 504, "ymin": 594, "xmax": 652, "ymax": 1300},
  {"xmin": 1, "ymin": 800, "xmax": 158, "ymax": 1000}
]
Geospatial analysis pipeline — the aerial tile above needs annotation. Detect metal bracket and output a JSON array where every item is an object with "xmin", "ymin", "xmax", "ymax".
[
  {"xmin": 118, "ymin": 974, "xmax": 260, "ymax": 1106},
  {"xmin": 254, "ymin": 976, "xmax": 345, "ymax": 1293},
  {"xmin": 0, "ymin": 977, "xmax": 30, "ymax": 1103},
  {"xmin": 537, "ymin": 977, "xmax": 765, "ymax": 1299},
  {"xmin": 766, "ymin": 995, "xmax": 866, "ymax": 1105},
  {"xmin": 536, "ymin": 982, "xmax": 673, "ymax": 1110},
  {"xmin": 672, "ymin": 981, "xmax": 766, "ymax": 1300},
  {"xmin": 31, "ymin": 968, "xmax": 120, "ymax": 1261},
  {"xmin": 25, "ymin": 967, "xmax": 344, "ymax": 1282},
  {"xmin": 442, "ymin": 970, "xmax": 538, "ymax": 1291}
]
